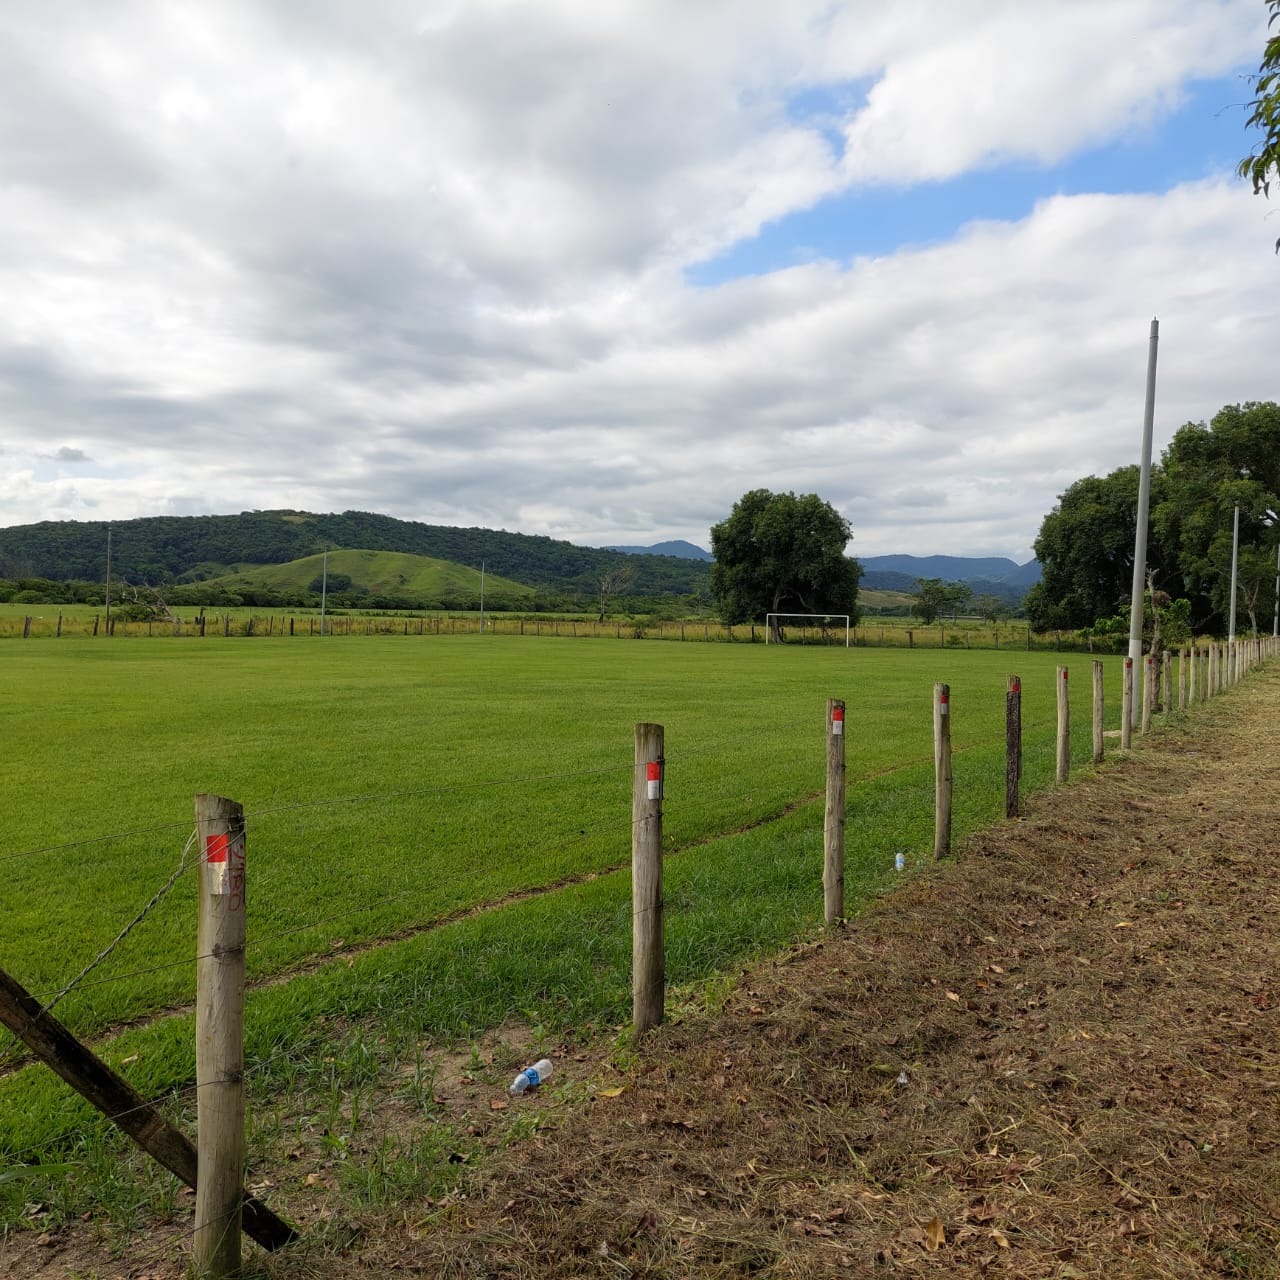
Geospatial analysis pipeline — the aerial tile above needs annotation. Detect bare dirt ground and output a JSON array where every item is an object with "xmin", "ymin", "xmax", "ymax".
[{"xmin": 8, "ymin": 672, "xmax": 1280, "ymax": 1278}]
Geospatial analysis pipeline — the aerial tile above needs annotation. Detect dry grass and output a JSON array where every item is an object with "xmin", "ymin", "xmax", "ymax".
[{"xmin": 9, "ymin": 675, "xmax": 1280, "ymax": 1278}]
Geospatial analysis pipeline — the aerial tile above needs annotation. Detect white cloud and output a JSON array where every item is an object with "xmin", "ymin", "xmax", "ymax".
[{"xmin": 0, "ymin": 1, "xmax": 1274, "ymax": 563}]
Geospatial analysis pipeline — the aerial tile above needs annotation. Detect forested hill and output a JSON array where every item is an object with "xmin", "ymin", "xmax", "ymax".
[{"xmin": 0, "ymin": 510, "xmax": 712, "ymax": 597}]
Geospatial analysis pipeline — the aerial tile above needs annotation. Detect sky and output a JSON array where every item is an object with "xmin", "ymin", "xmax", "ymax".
[{"xmin": 1, "ymin": 1, "xmax": 1277, "ymax": 564}]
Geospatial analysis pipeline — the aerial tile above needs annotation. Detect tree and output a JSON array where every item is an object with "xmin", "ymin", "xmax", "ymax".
[
  {"xmin": 1238, "ymin": 0, "xmax": 1280, "ymax": 249},
  {"xmin": 913, "ymin": 578, "xmax": 970, "ymax": 625},
  {"xmin": 595, "ymin": 563, "xmax": 635, "ymax": 621},
  {"xmin": 974, "ymin": 593, "xmax": 1008, "ymax": 624},
  {"xmin": 1026, "ymin": 465, "xmax": 1168, "ymax": 631},
  {"xmin": 710, "ymin": 489, "xmax": 861, "ymax": 636}
]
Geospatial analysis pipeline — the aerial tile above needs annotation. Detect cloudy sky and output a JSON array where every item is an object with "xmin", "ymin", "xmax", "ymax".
[{"xmin": 1, "ymin": 1, "xmax": 1276, "ymax": 562}]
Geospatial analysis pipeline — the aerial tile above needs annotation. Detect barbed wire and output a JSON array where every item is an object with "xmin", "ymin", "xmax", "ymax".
[{"xmin": 40, "ymin": 830, "xmax": 200, "ymax": 1017}]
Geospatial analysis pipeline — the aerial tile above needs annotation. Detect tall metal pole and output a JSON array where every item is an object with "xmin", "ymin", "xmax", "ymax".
[
  {"xmin": 479, "ymin": 560, "xmax": 485, "ymax": 633},
  {"xmin": 1126, "ymin": 318, "xmax": 1159, "ymax": 729},
  {"xmin": 1229, "ymin": 504, "xmax": 1240, "ymax": 644},
  {"xmin": 319, "ymin": 547, "xmax": 328, "ymax": 636}
]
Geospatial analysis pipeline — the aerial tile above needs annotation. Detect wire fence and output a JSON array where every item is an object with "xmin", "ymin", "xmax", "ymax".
[{"xmin": 2, "ymin": 637, "xmax": 1271, "ymax": 1261}]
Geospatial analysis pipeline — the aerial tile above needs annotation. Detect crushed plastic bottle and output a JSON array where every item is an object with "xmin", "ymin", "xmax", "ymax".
[
  {"xmin": 508, "ymin": 1058, "xmax": 554, "ymax": 1096},
  {"xmin": 894, "ymin": 852, "xmax": 906, "ymax": 873}
]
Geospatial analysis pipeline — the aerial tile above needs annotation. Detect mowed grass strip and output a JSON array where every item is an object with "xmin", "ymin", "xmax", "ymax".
[{"xmin": 1, "ymin": 642, "xmax": 1122, "ymax": 1091}]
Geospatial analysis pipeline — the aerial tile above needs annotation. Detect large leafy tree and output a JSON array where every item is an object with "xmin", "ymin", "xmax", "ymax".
[
  {"xmin": 1238, "ymin": 0, "xmax": 1280, "ymax": 249},
  {"xmin": 1025, "ymin": 465, "xmax": 1169, "ymax": 631},
  {"xmin": 1028, "ymin": 402, "xmax": 1280, "ymax": 635},
  {"xmin": 710, "ymin": 489, "xmax": 861, "ymax": 630},
  {"xmin": 1154, "ymin": 401, "xmax": 1280, "ymax": 630}
]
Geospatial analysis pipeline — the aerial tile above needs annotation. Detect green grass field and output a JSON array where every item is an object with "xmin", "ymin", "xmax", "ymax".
[{"xmin": 1, "ymin": 637, "xmax": 1139, "ymax": 1163}]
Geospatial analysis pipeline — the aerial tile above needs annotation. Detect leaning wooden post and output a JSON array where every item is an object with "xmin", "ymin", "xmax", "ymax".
[
  {"xmin": 1121, "ymin": 657, "xmax": 1133, "ymax": 751},
  {"xmin": 1091, "ymin": 660, "xmax": 1104, "ymax": 765},
  {"xmin": 1056, "ymin": 666, "xmax": 1070, "ymax": 783},
  {"xmin": 632, "ymin": 723, "xmax": 664, "ymax": 1035},
  {"xmin": 933, "ymin": 684, "xmax": 952, "ymax": 858},
  {"xmin": 823, "ymin": 700, "xmax": 846, "ymax": 925},
  {"xmin": 195, "ymin": 793, "xmax": 248, "ymax": 1280},
  {"xmin": 1005, "ymin": 675, "xmax": 1021, "ymax": 818}
]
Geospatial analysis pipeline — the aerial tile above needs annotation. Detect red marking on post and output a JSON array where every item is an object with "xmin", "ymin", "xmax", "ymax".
[
  {"xmin": 1061, "ymin": 670, "xmax": 1068, "ymax": 681},
  {"xmin": 1125, "ymin": 658, "xmax": 1133, "ymax": 668},
  {"xmin": 205, "ymin": 833, "xmax": 228, "ymax": 864},
  {"xmin": 832, "ymin": 706, "xmax": 844, "ymax": 723},
  {"xmin": 646, "ymin": 762, "xmax": 660, "ymax": 782},
  {"xmin": 939, "ymin": 692, "xmax": 949, "ymax": 704},
  {"xmin": 1012, "ymin": 681, "xmax": 1020, "ymax": 693}
]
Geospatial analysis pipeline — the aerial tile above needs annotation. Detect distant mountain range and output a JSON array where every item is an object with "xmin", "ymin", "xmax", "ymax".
[
  {"xmin": 602, "ymin": 540, "xmax": 713, "ymax": 561},
  {"xmin": 606, "ymin": 545, "xmax": 1040, "ymax": 602}
]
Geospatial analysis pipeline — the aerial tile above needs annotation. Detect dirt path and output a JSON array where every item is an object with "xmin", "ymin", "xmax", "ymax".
[{"xmin": 9, "ymin": 672, "xmax": 1280, "ymax": 1278}]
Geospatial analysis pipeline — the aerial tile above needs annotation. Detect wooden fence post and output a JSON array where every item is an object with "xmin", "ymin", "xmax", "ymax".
[
  {"xmin": 1208, "ymin": 644, "xmax": 1218, "ymax": 698},
  {"xmin": 1178, "ymin": 646, "xmax": 1187, "ymax": 709},
  {"xmin": 1056, "ymin": 666, "xmax": 1070, "ymax": 783},
  {"xmin": 632, "ymin": 724, "xmax": 664, "ymax": 1035},
  {"xmin": 0, "ymin": 966, "xmax": 295, "ymax": 1253},
  {"xmin": 1121, "ymin": 658, "xmax": 1133, "ymax": 751},
  {"xmin": 824, "ymin": 700, "xmax": 846, "ymax": 924},
  {"xmin": 195, "ymin": 793, "xmax": 248, "ymax": 1279},
  {"xmin": 1091, "ymin": 660, "xmax": 1104, "ymax": 765},
  {"xmin": 1140, "ymin": 655, "xmax": 1153, "ymax": 735},
  {"xmin": 933, "ymin": 684, "xmax": 952, "ymax": 859},
  {"xmin": 1005, "ymin": 675, "xmax": 1021, "ymax": 818},
  {"xmin": 1163, "ymin": 651, "xmax": 1172, "ymax": 719}
]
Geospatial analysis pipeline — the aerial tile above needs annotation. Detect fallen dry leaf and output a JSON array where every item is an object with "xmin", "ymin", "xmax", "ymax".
[
  {"xmin": 597, "ymin": 1086, "xmax": 625, "ymax": 1099},
  {"xmin": 489, "ymin": 1098, "xmax": 509, "ymax": 1112},
  {"xmin": 923, "ymin": 1216, "xmax": 946, "ymax": 1251},
  {"xmin": 990, "ymin": 1226, "xmax": 1011, "ymax": 1249}
]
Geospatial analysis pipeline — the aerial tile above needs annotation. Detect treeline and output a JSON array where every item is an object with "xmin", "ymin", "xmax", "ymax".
[
  {"xmin": 1028, "ymin": 401, "xmax": 1280, "ymax": 636},
  {"xmin": 0, "ymin": 510, "xmax": 712, "ymax": 601}
]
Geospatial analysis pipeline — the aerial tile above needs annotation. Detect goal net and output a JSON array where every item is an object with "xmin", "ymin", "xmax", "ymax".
[{"xmin": 764, "ymin": 613, "xmax": 851, "ymax": 647}]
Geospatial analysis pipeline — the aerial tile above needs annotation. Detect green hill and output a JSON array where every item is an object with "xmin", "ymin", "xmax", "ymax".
[
  {"xmin": 0, "ymin": 509, "xmax": 712, "ymax": 599},
  {"xmin": 216, "ymin": 550, "xmax": 534, "ymax": 609}
]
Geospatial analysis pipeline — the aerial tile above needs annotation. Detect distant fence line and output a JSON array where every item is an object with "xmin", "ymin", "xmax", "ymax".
[{"xmin": 0, "ymin": 610, "xmax": 1182, "ymax": 653}]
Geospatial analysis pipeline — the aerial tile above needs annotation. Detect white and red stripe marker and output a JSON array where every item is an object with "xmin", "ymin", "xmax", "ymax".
[
  {"xmin": 646, "ymin": 760, "xmax": 662, "ymax": 800},
  {"xmin": 832, "ymin": 705, "xmax": 844, "ymax": 736},
  {"xmin": 938, "ymin": 690, "xmax": 949, "ymax": 715}
]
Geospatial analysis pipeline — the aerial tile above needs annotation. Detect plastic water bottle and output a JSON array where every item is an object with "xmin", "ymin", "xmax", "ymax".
[
  {"xmin": 894, "ymin": 852, "xmax": 906, "ymax": 873},
  {"xmin": 508, "ymin": 1058, "xmax": 554, "ymax": 1096}
]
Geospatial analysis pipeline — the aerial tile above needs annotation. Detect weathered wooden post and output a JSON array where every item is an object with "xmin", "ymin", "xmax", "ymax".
[
  {"xmin": 195, "ymin": 794, "xmax": 248, "ymax": 1280},
  {"xmin": 824, "ymin": 700, "xmax": 846, "ymax": 925},
  {"xmin": 1208, "ymin": 644, "xmax": 1219, "ymax": 698},
  {"xmin": 1146, "ymin": 655, "xmax": 1157, "ymax": 737},
  {"xmin": 1056, "ymin": 666, "xmax": 1070, "ymax": 783},
  {"xmin": 632, "ymin": 724, "xmax": 664, "ymax": 1035},
  {"xmin": 1163, "ymin": 651, "xmax": 1173, "ymax": 720},
  {"xmin": 1121, "ymin": 658, "xmax": 1134, "ymax": 750},
  {"xmin": 934, "ymin": 684, "xmax": 952, "ymax": 858},
  {"xmin": 1091, "ymin": 660, "xmax": 1104, "ymax": 765},
  {"xmin": 1005, "ymin": 675, "xmax": 1021, "ymax": 818},
  {"xmin": 1178, "ymin": 646, "xmax": 1187, "ymax": 710}
]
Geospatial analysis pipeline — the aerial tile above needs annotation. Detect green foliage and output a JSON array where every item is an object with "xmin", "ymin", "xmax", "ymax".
[
  {"xmin": 1237, "ymin": 0, "xmax": 1280, "ymax": 248},
  {"xmin": 914, "ymin": 578, "xmax": 972, "ymax": 625},
  {"xmin": 1029, "ymin": 402, "xmax": 1280, "ymax": 636},
  {"xmin": 0, "ymin": 510, "xmax": 712, "ymax": 603},
  {"xmin": 710, "ymin": 489, "xmax": 861, "ymax": 626}
]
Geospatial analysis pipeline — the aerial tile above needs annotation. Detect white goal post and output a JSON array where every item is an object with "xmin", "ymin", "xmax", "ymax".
[{"xmin": 764, "ymin": 613, "xmax": 851, "ymax": 647}]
